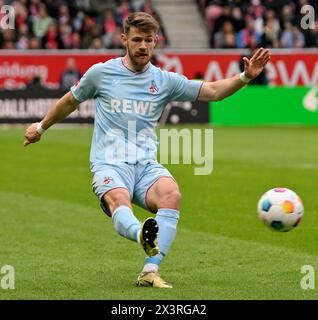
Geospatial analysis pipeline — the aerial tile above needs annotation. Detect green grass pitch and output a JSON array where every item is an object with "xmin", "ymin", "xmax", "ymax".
[{"xmin": 0, "ymin": 125, "xmax": 318, "ymax": 300}]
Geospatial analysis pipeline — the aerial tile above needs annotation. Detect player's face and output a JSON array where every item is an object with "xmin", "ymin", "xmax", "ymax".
[{"xmin": 122, "ymin": 27, "xmax": 157, "ymax": 71}]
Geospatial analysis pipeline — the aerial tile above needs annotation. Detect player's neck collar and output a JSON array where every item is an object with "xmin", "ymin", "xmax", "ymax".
[{"xmin": 120, "ymin": 58, "xmax": 151, "ymax": 75}]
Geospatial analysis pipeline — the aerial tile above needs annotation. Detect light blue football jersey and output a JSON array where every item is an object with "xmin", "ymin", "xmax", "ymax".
[{"xmin": 71, "ymin": 57, "xmax": 202, "ymax": 169}]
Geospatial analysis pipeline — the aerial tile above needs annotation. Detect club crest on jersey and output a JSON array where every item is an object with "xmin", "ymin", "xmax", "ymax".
[
  {"xmin": 103, "ymin": 177, "xmax": 113, "ymax": 184},
  {"xmin": 148, "ymin": 81, "xmax": 158, "ymax": 93}
]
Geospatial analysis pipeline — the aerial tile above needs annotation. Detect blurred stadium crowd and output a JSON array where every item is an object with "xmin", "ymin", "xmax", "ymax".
[
  {"xmin": 198, "ymin": 0, "xmax": 318, "ymax": 48},
  {"xmin": 0, "ymin": 0, "xmax": 169, "ymax": 50},
  {"xmin": 0, "ymin": 0, "xmax": 317, "ymax": 50}
]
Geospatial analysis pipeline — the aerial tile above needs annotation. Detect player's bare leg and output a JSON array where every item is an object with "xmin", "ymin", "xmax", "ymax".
[
  {"xmin": 103, "ymin": 188, "xmax": 132, "ymax": 215},
  {"xmin": 137, "ymin": 177, "xmax": 181, "ymax": 288},
  {"xmin": 146, "ymin": 177, "xmax": 181, "ymax": 212},
  {"xmin": 103, "ymin": 188, "xmax": 159, "ymax": 256}
]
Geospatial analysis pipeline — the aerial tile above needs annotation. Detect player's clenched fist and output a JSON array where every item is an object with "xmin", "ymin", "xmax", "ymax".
[{"xmin": 24, "ymin": 123, "xmax": 42, "ymax": 147}]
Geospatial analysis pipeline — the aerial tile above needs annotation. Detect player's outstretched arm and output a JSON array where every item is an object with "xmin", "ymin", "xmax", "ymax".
[
  {"xmin": 23, "ymin": 91, "xmax": 80, "ymax": 147},
  {"xmin": 198, "ymin": 48, "xmax": 271, "ymax": 102}
]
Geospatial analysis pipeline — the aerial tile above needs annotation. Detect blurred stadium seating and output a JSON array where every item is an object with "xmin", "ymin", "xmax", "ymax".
[
  {"xmin": 0, "ymin": 0, "xmax": 317, "ymax": 50},
  {"xmin": 197, "ymin": 0, "xmax": 318, "ymax": 48},
  {"xmin": 0, "ymin": 0, "xmax": 169, "ymax": 50}
]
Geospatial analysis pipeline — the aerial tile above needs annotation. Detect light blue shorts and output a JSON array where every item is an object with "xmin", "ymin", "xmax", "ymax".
[{"xmin": 91, "ymin": 161, "xmax": 174, "ymax": 214}]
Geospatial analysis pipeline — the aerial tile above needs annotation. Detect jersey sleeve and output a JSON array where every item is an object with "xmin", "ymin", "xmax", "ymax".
[
  {"xmin": 70, "ymin": 63, "xmax": 103, "ymax": 102},
  {"xmin": 167, "ymin": 72, "xmax": 203, "ymax": 102}
]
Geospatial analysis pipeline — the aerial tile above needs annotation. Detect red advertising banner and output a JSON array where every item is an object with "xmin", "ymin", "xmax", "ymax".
[{"xmin": 0, "ymin": 50, "xmax": 317, "ymax": 89}]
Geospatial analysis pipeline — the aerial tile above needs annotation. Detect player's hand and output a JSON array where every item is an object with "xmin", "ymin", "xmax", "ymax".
[
  {"xmin": 24, "ymin": 123, "xmax": 41, "ymax": 147},
  {"xmin": 243, "ymin": 47, "xmax": 271, "ymax": 80}
]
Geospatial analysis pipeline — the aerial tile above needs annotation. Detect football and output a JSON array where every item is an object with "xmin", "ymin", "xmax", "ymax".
[{"xmin": 257, "ymin": 188, "xmax": 304, "ymax": 232}]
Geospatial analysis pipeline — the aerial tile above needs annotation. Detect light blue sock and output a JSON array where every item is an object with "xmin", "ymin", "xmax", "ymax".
[
  {"xmin": 112, "ymin": 205, "xmax": 140, "ymax": 242},
  {"xmin": 144, "ymin": 209, "xmax": 180, "ymax": 268}
]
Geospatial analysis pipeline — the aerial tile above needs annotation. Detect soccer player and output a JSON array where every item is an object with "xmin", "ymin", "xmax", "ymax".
[{"xmin": 24, "ymin": 12, "xmax": 270, "ymax": 288}]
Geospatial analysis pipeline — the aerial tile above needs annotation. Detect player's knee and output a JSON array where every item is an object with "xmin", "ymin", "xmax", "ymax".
[
  {"xmin": 171, "ymin": 190, "xmax": 182, "ymax": 204},
  {"xmin": 160, "ymin": 189, "xmax": 181, "ymax": 209}
]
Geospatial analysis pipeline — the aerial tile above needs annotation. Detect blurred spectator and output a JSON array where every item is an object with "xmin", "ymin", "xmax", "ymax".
[
  {"xmin": 211, "ymin": 5, "xmax": 243, "ymax": 46},
  {"xmin": 16, "ymin": 24, "xmax": 30, "ymax": 50},
  {"xmin": 72, "ymin": 11, "xmax": 85, "ymax": 33},
  {"xmin": 74, "ymin": 0, "xmax": 91, "ymax": 12},
  {"xmin": 214, "ymin": 21, "xmax": 236, "ymax": 48},
  {"xmin": 33, "ymin": 5, "xmax": 52, "ymax": 38},
  {"xmin": 58, "ymin": 3, "xmax": 71, "ymax": 25},
  {"xmin": 279, "ymin": 4, "xmax": 295, "ymax": 29},
  {"xmin": 264, "ymin": 10, "xmax": 280, "ymax": 35},
  {"xmin": 280, "ymin": 22, "xmax": 305, "ymax": 48},
  {"xmin": 236, "ymin": 15, "xmax": 262, "ymax": 49},
  {"xmin": 59, "ymin": 58, "xmax": 81, "ymax": 90},
  {"xmin": 115, "ymin": 0, "xmax": 133, "ymax": 26},
  {"xmin": 82, "ymin": 15, "xmax": 97, "ymax": 36},
  {"xmin": 83, "ymin": 23, "xmax": 101, "ymax": 49},
  {"xmin": 156, "ymin": 30, "xmax": 167, "ymax": 49},
  {"xmin": 280, "ymin": 22, "xmax": 294, "ymax": 47},
  {"xmin": 27, "ymin": 75, "xmax": 45, "ymax": 89},
  {"xmin": 291, "ymin": 25, "xmax": 305, "ymax": 48},
  {"xmin": 70, "ymin": 32, "xmax": 82, "ymax": 49},
  {"xmin": 90, "ymin": 37, "xmax": 104, "ymax": 49},
  {"xmin": 247, "ymin": 0, "xmax": 265, "ymax": 34},
  {"xmin": 132, "ymin": 0, "xmax": 146, "ymax": 11},
  {"xmin": 13, "ymin": 0, "xmax": 29, "ymax": 30},
  {"xmin": 2, "ymin": 41, "xmax": 16, "ymax": 49},
  {"xmin": 1, "ymin": 29, "xmax": 17, "ymax": 49},
  {"xmin": 42, "ymin": 22, "xmax": 60, "ymax": 49},
  {"xmin": 108, "ymin": 26, "xmax": 125, "ymax": 49},
  {"xmin": 101, "ymin": 9, "xmax": 117, "ymax": 48},
  {"xmin": 214, "ymin": 5, "xmax": 241, "ymax": 33},
  {"xmin": 59, "ymin": 22, "xmax": 73, "ymax": 49},
  {"xmin": 232, "ymin": 6, "xmax": 245, "ymax": 31},
  {"xmin": 90, "ymin": 0, "xmax": 116, "ymax": 13},
  {"xmin": 262, "ymin": 19, "xmax": 279, "ymax": 48},
  {"xmin": 28, "ymin": 37, "xmax": 41, "ymax": 49},
  {"xmin": 204, "ymin": 0, "xmax": 223, "ymax": 33}
]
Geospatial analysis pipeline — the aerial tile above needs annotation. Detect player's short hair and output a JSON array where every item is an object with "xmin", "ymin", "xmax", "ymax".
[{"xmin": 123, "ymin": 12, "xmax": 159, "ymax": 35}]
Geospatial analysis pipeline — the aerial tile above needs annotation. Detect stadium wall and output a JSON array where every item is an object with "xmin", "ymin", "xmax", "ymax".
[{"xmin": 0, "ymin": 49, "xmax": 317, "ymax": 125}]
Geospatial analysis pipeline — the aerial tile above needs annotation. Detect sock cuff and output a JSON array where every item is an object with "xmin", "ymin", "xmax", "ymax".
[
  {"xmin": 145, "ymin": 255, "xmax": 164, "ymax": 266},
  {"xmin": 157, "ymin": 208, "xmax": 180, "ymax": 220},
  {"xmin": 112, "ymin": 205, "xmax": 133, "ymax": 221}
]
